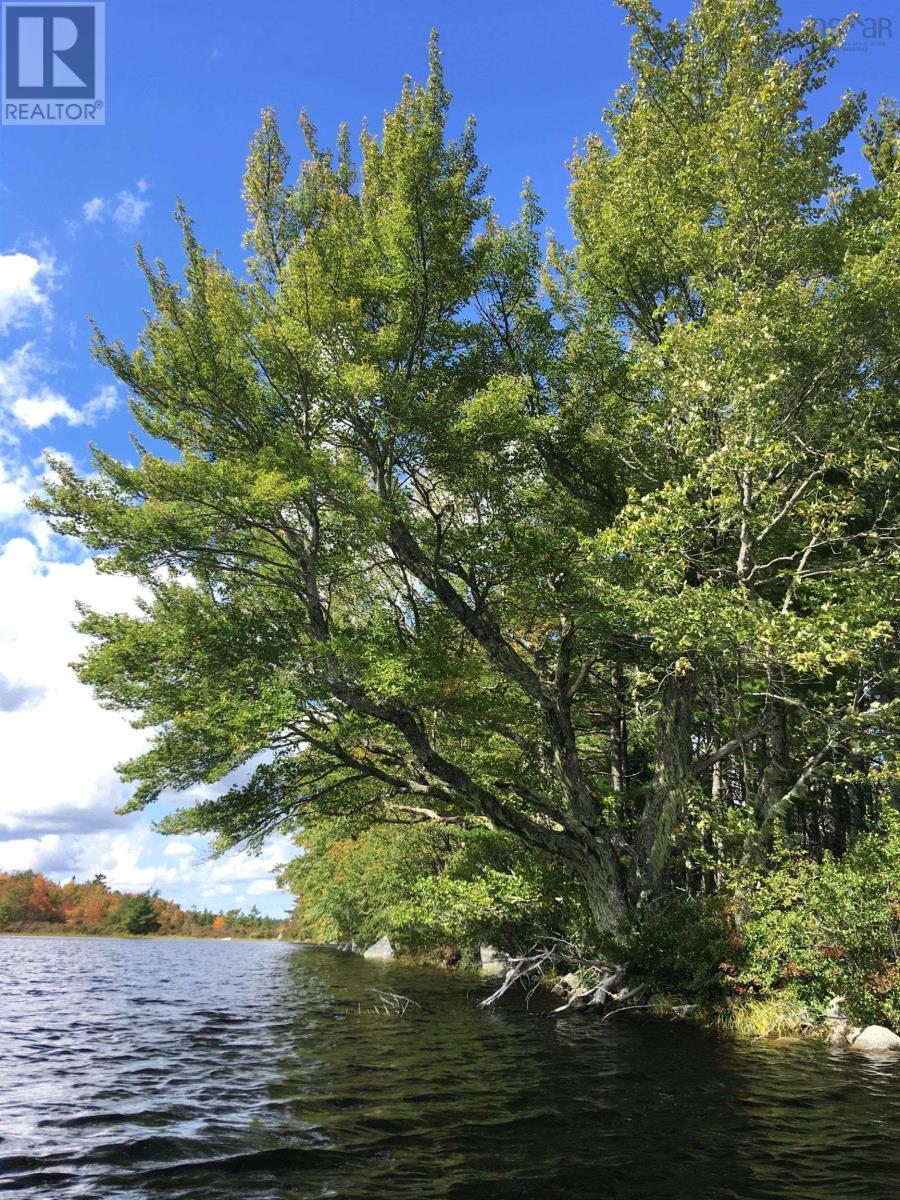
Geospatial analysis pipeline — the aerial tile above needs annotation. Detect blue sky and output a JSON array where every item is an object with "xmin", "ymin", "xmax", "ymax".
[{"xmin": 0, "ymin": 0, "xmax": 896, "ymax": 917}]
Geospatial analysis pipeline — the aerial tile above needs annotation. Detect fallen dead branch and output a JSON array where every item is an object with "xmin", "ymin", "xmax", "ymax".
[
  {"xmin": 480, "ymin": 940, "xmax": 641, "ymax": 1019},
  {"xmin": 479, "ymin": 945, "xmax": 559, "ymax": 1008},
  {"xmin": 550, "ymin": 966, "xmax": 628, "ymax": 1014}
]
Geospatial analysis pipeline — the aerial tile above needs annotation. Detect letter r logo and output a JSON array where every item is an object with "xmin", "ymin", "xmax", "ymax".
[{"xmin": 3, "ymin": 4, "xmax": 96, "ymax": 98}]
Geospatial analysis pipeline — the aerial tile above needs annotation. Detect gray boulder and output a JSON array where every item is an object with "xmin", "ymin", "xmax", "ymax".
[
  {"xmin": 850, "ymin": 1025, "xmax": 900, "ymax": 1052},
  {"xmin": 363, "ymin": 935, "xmax": 395, "ymax": 960},
  {"xmin": 479, "ymin": 945, "xmax": 508, "ymax": 976}
]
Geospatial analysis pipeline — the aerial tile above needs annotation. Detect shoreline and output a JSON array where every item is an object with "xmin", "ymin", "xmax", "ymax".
[
  {"xmin": 304, "ymin": 940, "xmax": 899, "ymax": 1051},
  {"xmin": 0, "ymin": 929, "xmax": 282, "ymax": 942},
  {"xmin": 6, "ymin": 931, "xmax": 896, "ymax": 1051}
]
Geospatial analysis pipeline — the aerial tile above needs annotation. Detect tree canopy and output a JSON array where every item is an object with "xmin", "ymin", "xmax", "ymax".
[{"xmin": 37, "ymin": 0, "xmax": 898, "ymax": 937}]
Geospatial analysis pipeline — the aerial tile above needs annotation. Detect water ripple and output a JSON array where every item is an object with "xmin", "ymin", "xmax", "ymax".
[{"xmin": 1, "ymin": 935, "xmax": 899, "ymax": 1198}]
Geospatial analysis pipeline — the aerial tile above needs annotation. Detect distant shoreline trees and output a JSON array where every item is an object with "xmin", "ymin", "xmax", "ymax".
[{"xmin": 0, "ymin": 871, "xmax": 282, "ymax": 938}]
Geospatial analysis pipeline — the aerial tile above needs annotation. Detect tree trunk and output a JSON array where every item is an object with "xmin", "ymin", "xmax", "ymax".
[
  {"xmin": 575, "ymin": 850, "xmax": 628, "ymax": 936},
  {"xmin": 755, "ymin": 695, "xmax": 791, "ymax": 850},
  {"xmin": 629, "ymin": 668, "xmax": 695, "ymax": 905},
  {"xmin": 610, "ymin": 663, "xmax": 629, "ymax": 795}
]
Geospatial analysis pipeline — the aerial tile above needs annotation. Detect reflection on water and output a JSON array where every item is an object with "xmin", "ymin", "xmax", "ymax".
[{"xmin": 1, "ymin": 936, "xmax": 898, "ymax": 1198}]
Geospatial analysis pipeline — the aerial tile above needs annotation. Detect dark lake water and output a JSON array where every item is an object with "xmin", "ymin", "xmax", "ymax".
[{"xmin": 2, "ymin": 936, "xmax": 900, "ymax": 1199}]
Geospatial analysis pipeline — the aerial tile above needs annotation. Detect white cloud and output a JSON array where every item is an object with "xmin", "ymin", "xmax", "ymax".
[
  {"xmin": 82, "ymin": 197, "xmax": 105, "ymax": 223},
  {"xmin": 78, "ymin": 183, "xmax": 150, "ymax": 232},
  {"xmin": 0, "ymin": 448, "xmax": 292, "ymax": 914},
  {"xmin": 0, "ymin": 248, "xmax": 114, "ymax": 436},
  {"xmin": 81, "ymin": 830, "xmax": 185, "ymax": 892},
  {"xmin": 0, "ymin": 344, "xmax": 118, "ymax": 430},
  {"xmin": 202, "ymin": 884, "xmax": 233, "ymax": 898},
  {"xmin": 0, "ymin": 826, "xmax": 187, "ymax": 893},
  {"xmin": 203, "ymin": 837, "xmax": 294, "ymax": 883},
  {"xmin": 0, "ymin": 455, "xmax": 38, "ymax": 520},
  {"xmin": 0, "ymin": 252, "xmax": 54, "ymax": 333},
  {"xmin": 163, "ymin": 839, "xmax": 199, "ymax": 859},
  {"xmin": 0, "ymin": 537, "xmax": 187, "ymax": 892},
  {"xmin": 0, "ymin": 453, "xmax": 72, "ymax": 554},
  {"xmin": 12, "ymin": 394, "xmax": 76, "ymax": 430},
  {"xmin": 81, "ymin": 383, "xmax": 118, "ymax": 423},
  {"xmin": 0, "ymin": 819, "xmax": 292, "ymax": 913},
  {"xmin": 111, "ymin": 191, "xmax": 149, "ymax": 231},
  {"xmin": 247, "ymin": 878, "xmax": 278, "ymax": 895},
  {"xmin": 0, "ymin": 534, "xmax": 145, "ymax": 839},
  {"xmin": 1, "ymin": 834, "xmax": 65, "ymax": 872}
]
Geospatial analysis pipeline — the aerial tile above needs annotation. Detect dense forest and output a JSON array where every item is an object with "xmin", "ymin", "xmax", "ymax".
[
  {"xmin": 35, "ymin": 0, "xmax": 898, "ymax": 1030},
  {"xmin": 0, "ymin": 871, "xmax": 282, "ymax": 938}
]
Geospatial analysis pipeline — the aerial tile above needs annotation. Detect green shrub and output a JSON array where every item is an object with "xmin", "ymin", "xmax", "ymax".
[
  {"xmin": 619, "ymin": 894, "xmax": 736, "ymax": 998},
  {"xmin": 733, "ymin": 813, "xmax": 900, "ymax": 1028},
  {"xmin": 280, "ymin": 818, "xmax": 583, "ymax": 954}
]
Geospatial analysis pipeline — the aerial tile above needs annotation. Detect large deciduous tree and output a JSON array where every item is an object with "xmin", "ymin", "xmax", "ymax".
[{"xmin": 37, "ymin": 1, "xmax": 898, "ymax": 937}]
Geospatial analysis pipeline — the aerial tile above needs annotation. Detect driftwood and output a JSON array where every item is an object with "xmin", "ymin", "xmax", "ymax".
[
  {"xmin": 598, "ymin": 986, "xmax": 649, "ymax": 1021},
  {"xmin": 478, "ymin": 945, "xmax": 560, "ymax": 1008},
  {"xmin": 480, "ymin": 940, "xmax": 643, "ymax": 1019},
  {"xmin": 550, "ymin": 967, "xmax": 627, "ymax": 1014}
]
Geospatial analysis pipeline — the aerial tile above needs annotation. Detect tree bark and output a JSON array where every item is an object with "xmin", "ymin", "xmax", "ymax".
[
  {"xmin": 610, "ymin": 663, "xmax": 629, "ymax": 795},
  {"xmin": 755, "ymin": 695, "xmax": 791, "ymax": 850},
  {"xmin": 574, "ymin": 849, "xmax": 628, "ymax": 935},
  {"xmin": 629, "ymin": 668, "xmax": 695, "ymax": 904}
]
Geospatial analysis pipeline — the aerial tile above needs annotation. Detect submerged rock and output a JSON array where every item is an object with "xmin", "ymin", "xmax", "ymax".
[
  {"xmin": 479, "ymin": 946, "xmax": 508, "ymax": 976},
  {"xmin": 363, "ymin": 935, "xmax": 395, "ymax": 960},
  {"xmin": 849, "ymin": 1025, "xmax": 900, "ymax": 1052}
]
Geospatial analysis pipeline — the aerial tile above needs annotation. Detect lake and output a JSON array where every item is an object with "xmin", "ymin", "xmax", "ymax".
[{"xmin": 1, "ymin": 936, "xmax": 899, "ymax": 1198}]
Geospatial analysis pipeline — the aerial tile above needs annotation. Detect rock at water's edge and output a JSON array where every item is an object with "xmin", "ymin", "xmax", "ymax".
[
  {"xmin": 480, "ymin": 945, "xmax": 506, "ymax": 964},
  {"xmin": 824, "ymin": 1020, "xmax": 862, "ymax": 1047},
  {"xmin": 479, "ymin": 945, "xmax": 508, "ymax": 976},
  {"xmin": 849, "ymin": 1025, "xmax": 900, "ymax": 1052},
  {"xmin": 363, "ymin": 935, "xmax": 394, "ymax": 960}
]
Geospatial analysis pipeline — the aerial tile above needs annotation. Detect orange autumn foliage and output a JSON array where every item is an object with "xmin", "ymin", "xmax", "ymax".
[{"xmin": 0, "ymin": 871, "xmax": 282, "ymax": 938}]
